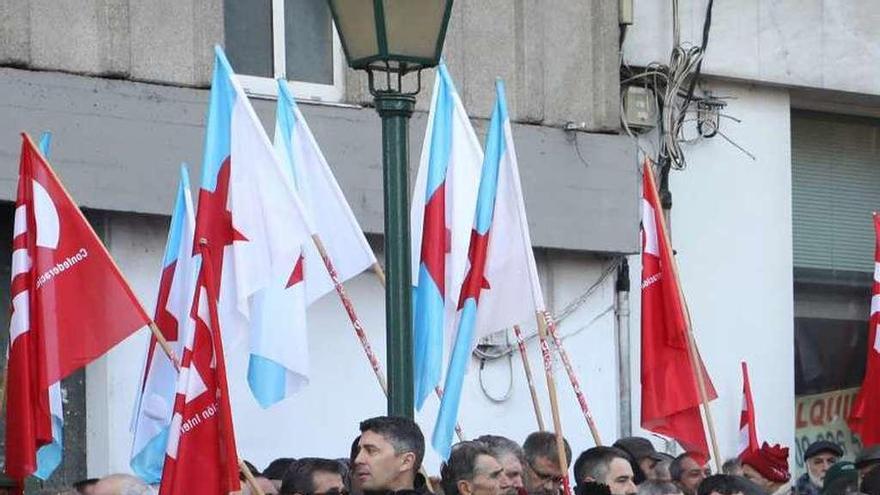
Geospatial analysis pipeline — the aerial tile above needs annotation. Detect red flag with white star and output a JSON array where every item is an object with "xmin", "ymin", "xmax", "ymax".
[
  {"xmin": 640, "ymin": 160, "xmax": 717, "ymax": 462},
  {"xmin": 6, "ymin": 134, "xmax": 151, "ymax": 484},
  {"xmin": 159, "ymin": 244, "xmax": 241, "ymax": 495},
  {"xmin": 848, "ymin": 213, "xmax": 880, "ymax": 444}
]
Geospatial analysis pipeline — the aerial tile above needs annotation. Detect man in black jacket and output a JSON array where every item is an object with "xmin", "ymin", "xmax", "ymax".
[{"xmin": 353, "ymin": 416, "xmax": 427, "ymax": 495}]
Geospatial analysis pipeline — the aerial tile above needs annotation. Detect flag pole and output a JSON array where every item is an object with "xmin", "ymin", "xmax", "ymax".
[
  {"xmin": 239, "ymin": 460, "xmax": 265, "ymax": 495},
  {"xmin": 645, "ymin": 161, "xmax": 722, "ymax": 472},
  {"xmin": 535, "ymin": 311, "xmax": 572, "ymax": 495},
  {"xmin": 544, "ymin": 312, "xmax": 603, "ymax": 446},
  {"xmin": 368, "ymin": 261, "xmax": 467, "ymax": 442},
  {"xmin": 513, "ymin": 324, "xmax": 545, "ymax": 431}
]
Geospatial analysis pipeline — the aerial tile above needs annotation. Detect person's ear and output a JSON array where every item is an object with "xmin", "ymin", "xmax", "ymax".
[
  {"xmin": 457, "ymin": 480, "xmax": 473, "ymax": 495},
  {"xmin": 399, "ymin": 452, "xmax": 416, "ymax": 473}
]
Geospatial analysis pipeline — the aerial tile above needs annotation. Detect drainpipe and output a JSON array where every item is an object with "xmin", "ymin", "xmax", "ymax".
[{"xmin": 615, "ymin": 258, "xmax": 632, "ymax": 437}]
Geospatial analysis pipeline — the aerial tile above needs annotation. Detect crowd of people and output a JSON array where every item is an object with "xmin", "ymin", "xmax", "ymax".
[{"xmin": 50, "ymin": 417, "xmax": 880, "ymax": 495}]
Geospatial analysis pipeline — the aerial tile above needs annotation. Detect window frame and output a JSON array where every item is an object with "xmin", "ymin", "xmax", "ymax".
[{"xmin": 236, "ymin": 0, "xmax": 346, "ymax": 102}]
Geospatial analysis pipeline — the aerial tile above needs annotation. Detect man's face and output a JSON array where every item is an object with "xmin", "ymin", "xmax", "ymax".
[
  {"xmin": 525, "ymin": 456, "xmax": 565, "ymax": 495},
  {"xmin": 354, "ymin": 430, "xmax": 412, "ymax": 491},
  {"xmin": 460, "ymin": 454, "xmax": 504, "ymax": 495},
  {"xmin": 311, "ymin": 471, "xmax": 345, "ymax": 495},
  {"xmin": 497, "ymin": 454, "xmax": 525, "ymax": 495},
  {"xmin": 677, "ymin": 457, "xmax": 710, "ymax": 495},
  {"xmin": 639, "ymin": 458, "xmax": 659, "ymax": 481},
  {"xmin": 741, "ymin": 464, "xmax": 772, "ymax": 492},
  {"xmin": 807, "ymin": 453, "xmax": 838, "ymax": 485},
  {"xmin": 603, "ymin": 458, "xmax": 637, "ymax": 495}
]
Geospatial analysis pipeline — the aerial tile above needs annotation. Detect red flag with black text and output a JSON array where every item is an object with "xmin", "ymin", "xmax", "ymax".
[
  {"xmin": 5, "ymin": 135, "xmax": 151, "ymax": 483},
  {"xmin": 640, "ymin": 160, "xmax": 717, "ymax": 461},
  {"xmin": 848, "ymin": 213, "xmax": 880, "ymax": 444},
  {"xmin": 159, "ymin": 244, "xmax": 241, "ymax": 495}
]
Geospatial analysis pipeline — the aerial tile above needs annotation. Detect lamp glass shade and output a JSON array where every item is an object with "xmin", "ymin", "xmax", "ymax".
[{"xmin": 328, "ymin": 0, "xmax": 379, "ymax": 63}]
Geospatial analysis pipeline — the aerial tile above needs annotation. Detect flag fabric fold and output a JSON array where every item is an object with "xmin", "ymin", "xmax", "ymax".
[
  {"xmin": 640, "ymin": 160, "xmax": 717, "ymax": 462},
  {"xmin": 433, "ymin": 80, "xmax": 545, "ymax": 459},
  {"xmin": 410, "ymin": 63, "xmax": 483, "ymax": 409},
  {"xmin": 131, "ymin": 166, "xmax": 198, "ymax": 482},
  {"xmin": 738, "ymin": 361, "xmax": 759, "ymax": 457},
  {"xmin": 848, "ymin": 213, "xmax": 880, "ymax": 444},
  {"xmin": 6, "ymin": 134, "xmax": 151, "ymax": 484},
  {"xmin": 158, "ymin": 244, "xmax": 241, "ymax": 495},
  {"xmin": 195, "ymin": 46, "xmax": 315, "ymax": 408}
]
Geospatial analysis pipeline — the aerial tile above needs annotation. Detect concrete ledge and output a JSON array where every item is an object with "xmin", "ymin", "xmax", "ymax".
[{"xmin": 0, "ymin": 67, "xmax": 639, "ymax": 254}]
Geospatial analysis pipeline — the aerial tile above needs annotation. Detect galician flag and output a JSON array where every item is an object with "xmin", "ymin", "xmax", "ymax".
[
  {"xmin": 737, "ymin": 361, "xmax": 759, "ymax": 457},
  {"xmin": 410, "ymin": 63, "xmax": 482, "ymax": 409},
  {"xmin": 848, "ymin": 213, "xmax": 880, "ymax": 444},
  {"xmin": 250, "ymin": 79, "xmax": 377, "ymax": 407},
  {"xmin": 131, "ymin": 166, "xmax": 198, "ymax": 482},
  {"xmin": 6, "ymin": 134, "xmax": 151, "ymax": 484},
  {"xmin": 194, "ymin": 46, "xmax": 314, "ymax": 408},
  {"xmin": 433, "ymin": 80, "xmax": 546, "ymax": 459},
  {"xmin": 159, "ymin": 244, "xmax": 241, "ymax": 495}
]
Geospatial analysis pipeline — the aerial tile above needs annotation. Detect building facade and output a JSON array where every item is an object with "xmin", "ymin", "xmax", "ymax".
[{"xmin": 0, "ymin": 0, "xmax": 877, "ymax": 486}]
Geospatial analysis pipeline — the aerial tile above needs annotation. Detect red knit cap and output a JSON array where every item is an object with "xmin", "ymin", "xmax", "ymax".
[{"xmin": 741, "ymin": 442, "xmax": 791, "ymax": 483}]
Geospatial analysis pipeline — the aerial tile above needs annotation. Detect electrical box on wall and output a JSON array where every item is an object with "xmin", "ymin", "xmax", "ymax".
[{"xmin": 623, "ymin": 85, "xmax": 657, "ymax": 131}]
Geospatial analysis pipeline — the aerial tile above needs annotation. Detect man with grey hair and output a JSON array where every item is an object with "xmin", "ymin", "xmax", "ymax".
[
  {"xmin": 476, "ymin": 435, "xmax": 526, "ymax": 495},
  {"xmin": 573, "ymin": 447, "xmax": 637, "ymax": 495},
  {"xmin": 91, "ymin": 474, "xmax": 152, "ymax": 495},
  {"xmin": 441, "ymin": 441, "xmax": 504, "ymax": 495},
  {"xmin": 637, "ymin": 481, "xmax": 682, "ymax": 495}
]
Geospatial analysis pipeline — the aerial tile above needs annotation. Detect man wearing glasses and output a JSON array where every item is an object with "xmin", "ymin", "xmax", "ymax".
[{"xmin": 523, "ymin": 432, "xmax": 572, "ymax": 495}]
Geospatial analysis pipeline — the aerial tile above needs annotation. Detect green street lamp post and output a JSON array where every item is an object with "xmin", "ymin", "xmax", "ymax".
[{"xmin": 326, "ymin": 0, "xmax": 454, "ymax": 419}]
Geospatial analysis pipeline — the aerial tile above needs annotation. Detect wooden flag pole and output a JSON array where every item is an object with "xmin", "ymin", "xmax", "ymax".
[
  {"xmin": 645, "ymin": 161, "xmax": 722, "ymax": 472},
  {"xmin": 535, "ymin": 311, "xmax": 572, "ymax": 495},
  {"xmin": 239, "ymin": 459, "xmax": 266, "ymax": 495},
  {"xmin": 513, "ymin": 324, "xmax": 545, "ymax": 431},
  {"xmin": 544, "ymin": 312, "xmax": 603, "ymax": 446},
  {"xmin": 370, "ymin": 261, "xmax": 466, "ymax": 442}
]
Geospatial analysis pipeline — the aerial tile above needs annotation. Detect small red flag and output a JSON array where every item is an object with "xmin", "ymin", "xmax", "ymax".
[
  {"xmin": 640, "ymin": 160, "xmax": 717, "ymax": 462},
  {"xmin": 848, "ymin": 213, "xmax": 880, "ymax": 444},
  {"xmin": 159, "ymin": 244, "xmax": 241, "ymax": 495},
  {"xmin": 738, "ymin": 362, "xmax": 759, "ymax": 457},
  {"xmin": 5, "ymin": 135, "xmax": 151, "ymax": 483}
]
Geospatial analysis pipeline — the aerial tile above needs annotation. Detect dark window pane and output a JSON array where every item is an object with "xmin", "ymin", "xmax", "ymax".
[
  {"xmin": 225, "ymin": 0, "xmax": 274, "ymax": 77},
  {"xmin": 284, "ymin": 0, "xmax": 333, "ymax": 84}
]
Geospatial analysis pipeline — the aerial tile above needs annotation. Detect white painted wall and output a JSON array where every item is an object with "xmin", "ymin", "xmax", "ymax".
[
  {"xmin": 86, "ymin": 213, "xmax": 622, "ymax": 477},
  {"xmin": 624, "ymin": 0, "xmax": 880, "ymax": 96},
  {"xmin": 626, "ymin": 79, "xmax": 795, "ymax": 462}
]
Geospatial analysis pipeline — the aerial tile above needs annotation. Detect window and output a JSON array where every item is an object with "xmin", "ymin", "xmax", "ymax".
[{"xmin": 224, "ymin": 0, "xmax": 345, "ymax": 102}]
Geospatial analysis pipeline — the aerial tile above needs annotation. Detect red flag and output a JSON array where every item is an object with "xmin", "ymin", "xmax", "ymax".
[
  {"xmin": 640, "ymin": 160, "xmax": 717, "ymax": 461},
  {"xmin": 159, "ymin": 244, "xmax": 241, "ymax": 495},
  {"xmin": 738, "ymin": 362, "xmax": 759, "ymax": 457},
  {"xmin": 6, "ymin": 134, "xmax": 151, "ymax": 482},
  {"xmin": 848, "ymin": 213, "xmax": 880, "ymax": 444}
]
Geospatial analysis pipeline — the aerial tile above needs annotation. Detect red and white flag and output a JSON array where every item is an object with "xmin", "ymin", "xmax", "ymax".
[
  {"xmin": 159, "ymin": 244, "xmax": 241, "ymax": 495},
  {"xmin": 848, "ymin": 213, "xmax": 880, "ymax": 444},
  {"xmin": 640, "ymin": 160, "xmax": 717, "ymax": 462},
  {"xmin": 738, "ymin": 361, "xmax": 759, "ymax": 457},
  {"xmin": 6, "ymin": 134, "xmax": 151, "ymax": 483}
]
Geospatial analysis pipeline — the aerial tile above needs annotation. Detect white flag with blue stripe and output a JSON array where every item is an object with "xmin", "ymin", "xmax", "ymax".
[{"xmin": 130, "ymin": 166, "xmax": 197, "ymax": 482}]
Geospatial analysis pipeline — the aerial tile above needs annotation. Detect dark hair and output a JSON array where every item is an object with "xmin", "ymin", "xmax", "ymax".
[
  {"xmin": 476, "ymin": 435, "xmax": 525, "ymax": 464},
  {"xmin": 350, "ymin": 436, "xmax": 361, "ymax": 464},
  {"xmin": 720, "ymin": 459, "xmax": 740, "ymax": 476},
  {"xmin": 73, "ymin": 479, "xmax": 99, "ymax": 494},
  {"xmin": 573, "ymin": 447, "xmax": 630, "ymax": 488},
  {"xmin": 241, "ymin": 460, "xmax": 261, "ymax": 481},
  {"xmin": 281, "ymin": 458, "xmax": 346, "ymax": 495},
  {"xmin": 696, "ymin": 474, "xmax": 764, "ymax": 495},
  {"xmin": 265, "ymin": 458, "xmax": 297, "ymax": 480},
  {"xmin": 669, "ymin": 453, "xmax": 701, "ymax": 483},
  {"xmin": 359, "ymin": 416, "xmax": 426, "ymax": 471},
  {"xmin": 441, "ymin": 441, "xmax": 496, "ymax": 495},
  {"xmin": 524, "ymin": 432, "xmax": 572, "ymax": 467}
]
